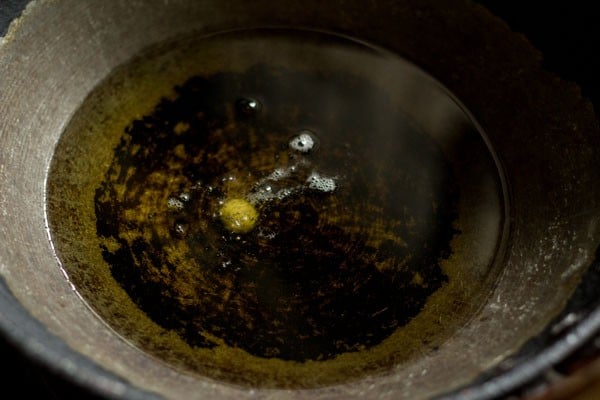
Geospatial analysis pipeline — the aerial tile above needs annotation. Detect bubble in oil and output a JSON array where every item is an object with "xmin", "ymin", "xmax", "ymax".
[
  {"xmin": 167, "ymin": 197, "xmax": 185, "ymax": 210},
  {"xmin": 173, "ymin": 222, "xmax": 188, "ymax": 238},
  {"xmin": 179, "ymin": 192, "xmax": 191, "ymax": 202},
  {"xmin": 306, "ymin": 171, "xmax": 336, "ymax": 193},
  {"xmin": 236, "ymin": 97, "xmax": 262, "ymax": 118},
  {"xmin": 289, "ymin": 130, "xmax": 318, "ymax": 153}
]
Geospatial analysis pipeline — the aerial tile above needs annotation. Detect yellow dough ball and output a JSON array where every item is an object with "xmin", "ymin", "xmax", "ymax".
[{"xmin": 219, "ymin": 198, "xmax": 259, "ymax": 233}]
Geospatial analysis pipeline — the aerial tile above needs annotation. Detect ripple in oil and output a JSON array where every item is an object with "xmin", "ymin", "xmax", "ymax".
[{"xmin": 46, "ymin": 29, "xmax": 508, "ymax": 388}]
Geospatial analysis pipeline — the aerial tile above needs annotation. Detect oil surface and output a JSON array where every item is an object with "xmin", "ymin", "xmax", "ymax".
[{"xmin": 46, "ymin": 29, "xmax": 507, "ymax": 387}]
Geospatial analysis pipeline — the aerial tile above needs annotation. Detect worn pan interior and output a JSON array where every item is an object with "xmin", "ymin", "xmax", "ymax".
[{"xmin": 1, "ymin": 1, "xmax": 600, "ymax": 399}]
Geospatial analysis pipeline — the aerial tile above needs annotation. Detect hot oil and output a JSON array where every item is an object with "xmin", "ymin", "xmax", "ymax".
[{"xmin": 46, "ymin": 29, "xmax": 508, "ymax": 388}]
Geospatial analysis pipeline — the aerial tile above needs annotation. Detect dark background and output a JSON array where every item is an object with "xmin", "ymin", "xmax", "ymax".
[
  {"xmin": 1, "ymin": 1, "xmax": 599, "ymax": 399},
  {"xmin": 478, "ymin": 1, "xmax": 600, "ymax": 108}
]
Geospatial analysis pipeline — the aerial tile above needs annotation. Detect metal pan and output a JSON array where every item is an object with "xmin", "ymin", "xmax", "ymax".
[{"xmin": 1, "ymin": 1, "xmax": 599, "ymax": 399}]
